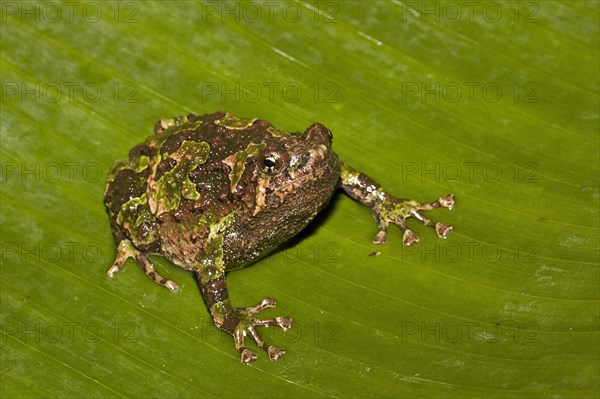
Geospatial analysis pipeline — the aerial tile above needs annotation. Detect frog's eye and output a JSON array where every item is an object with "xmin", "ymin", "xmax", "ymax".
[{"xmin": 261, "ymin": 153, "xmax": 284, "ymax": 175}]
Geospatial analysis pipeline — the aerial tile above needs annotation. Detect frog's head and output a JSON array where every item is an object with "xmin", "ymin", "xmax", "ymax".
[
  {"xmin": 250, "ymin": 122, "xmax": 341, "ymax": 220},
  {"xmin": 221, "ymin": 121, "xmax": 341, "ymax": 265}
]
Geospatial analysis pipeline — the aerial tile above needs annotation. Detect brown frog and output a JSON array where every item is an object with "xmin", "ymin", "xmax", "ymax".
[{"xmin": 104, "ymin": 111, "xmax": 455, "ymax": 363}]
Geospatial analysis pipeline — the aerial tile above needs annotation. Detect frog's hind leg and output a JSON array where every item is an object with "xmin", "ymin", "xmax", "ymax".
[
  {"xmin": 197, "ymin": 273, "xmax": 292, "ymax": 363},
  {"xmin": 107, "ymin": 239, "xmax": 179, "ymax": 292}
]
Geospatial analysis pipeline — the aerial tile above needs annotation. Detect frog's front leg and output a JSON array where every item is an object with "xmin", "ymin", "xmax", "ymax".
[
  {"xmin": 196, "ymin": 271, "xmax": 292, "ymax": 364},
  {"xmin": 340, "ymin": 162, "xmax": 455, "ymax": 246},
  {"xmin": 107, "ymin": 239, "xmax": 179, "ymax": 292}
]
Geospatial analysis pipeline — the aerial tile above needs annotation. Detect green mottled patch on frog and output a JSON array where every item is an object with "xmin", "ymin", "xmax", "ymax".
[
  {"xmin": 197, "ymin": 213, "xmax": 235, "ymax": 280},
  {"xmin": 133, "ymin": 155, "xmax": 150, "ymax": 173},
  {"xmin": 158, "ymin": 121, "xmax": 206, "ymax": 154},
  {"xmin": 214, "ymin": 112, "xmax": 257, "ymax": 130},
  {"xmin": 155, "ymin": 115, "xmax": 191, "ymax": 134},
  {"xmin": 266, "ymin": 126, "xmax": 290, "ymax": 137},
  {"xmin": 223, "ymin": 142, "xmax": 267, "ymax": 192},
  {"xmin": 104, "ymin": 166, "xmax": 149, "ymax": 227},
  {"xmin": 116, "ymin": 193, "xmax": 159, "ymax": 247},
  {"xmin": 194, "ymin": 208, "xmax": 225, "ymax": 228},
  {"xmin": 117, "ymin": 193, "xmax": 148, "ymax": 225},
  {"xmin": 150, "ymin": 140, "xmax": 210, "ymax": 214},
  {"xmin": 153, "ymin": 157, "xmax": 176, "ymax": 182}
]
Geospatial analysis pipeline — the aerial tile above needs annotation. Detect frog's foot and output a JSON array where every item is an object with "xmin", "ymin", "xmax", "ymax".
[
  {"xmin": 372, "ymin": 194, "xmax": 455, "ymax": 246},
  {"xmin": 226, "ymin": 298, "xmax": 292, "ymax": 364},
  {"xmin": 107, "ymin": 239, "xmax": 179, "ymax": 292}
]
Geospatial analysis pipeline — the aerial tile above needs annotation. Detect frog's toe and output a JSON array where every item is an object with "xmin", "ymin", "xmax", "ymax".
[
  {"xmin": 402, "ymin": 229, "xmax": 419, "ymax": 246},
  {"xmin": 239, "ymin": 343, "xmax": 286, "ymax": 363},
  {"xmin": 246, "ymin": 297, "xmax": 277, "ymax": 315},
  {"xmin": 248, "ymin": 324, "xmax": 289, "ymax": 362},
  {"xmin": 389, "ymin": 218, "xmax": 420, "ymax": 246},
  {"xmin": 231, "ymin": 303, "xmax": 292, "ymax": 363},
  {"xmin": 164, "ymin": 280, "xmax": 180, "ymax": 292},
  {"xmin": 253, "ymin": 316, "xmax": 293, "ymax": 330},
  {"xmin": 267, "ymin": 346, "xmax": 286, "ymax": 361},
  {"xmin": 234, "ymin": 323, "xmax": 289, "ymax": 363},
  {"xmin": 106, "ymin": 239, "xmax": 180, "ymax": 292},
  {"xmin": 413, "ymin": 194, "xmax": 455, "ymax": 212},
  {"xmin": 240, "ymin": 348, "xmax": 259, "ymax": 364},
  {"xmin": 373, "ymin": 230, "xmax": 388, "ymax": 245},
  {"xmin": 410, "ymin": 209, "xmax": 453, "ymax": 241},
  {"xmin": 107, "ymin": 264, "xmax": 122, "ymax": 277},
  {"xmin": 402, "ymin": 194, "xmax": 455, "ymax": 242},
  {"xmin": 107, "ymin": 239, "xmax": 138, "ymax": 277},
  {"xmin": 246, "ymin": 298, "xmax": 292, "ymax": 329},
  {"xmin": 438, "ymin": 194, "xmax": 455, "ymax": 209},
  {"xmin": 372, "ymin": 194, "xmax": 456, "ymax": 246},
  {"xmin": 233, "ymin": 325, "xmax": 259, "ymax": 363},
  {"xmin": 134, "ymin": 254, "xmax": 180, "ymax": 292},
  {"xmin": 435, "ymin": 222, "xmax": 453, "ymax": 238}
]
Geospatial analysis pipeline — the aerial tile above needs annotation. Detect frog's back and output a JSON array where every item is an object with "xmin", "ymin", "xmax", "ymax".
[{"xmin": 104, "ymin": 111, "xmax": 280, "ymax": 256}]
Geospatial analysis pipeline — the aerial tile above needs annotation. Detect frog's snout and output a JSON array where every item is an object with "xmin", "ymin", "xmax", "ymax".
[{"xmin": 302, "ymin": 123, "xmax": 333, "ymax": 147}]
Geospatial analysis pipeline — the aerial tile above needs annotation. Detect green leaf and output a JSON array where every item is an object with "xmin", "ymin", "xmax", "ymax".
[{"xmin": 2, "ymin": 1, "xmax": 598, "ymax": 397}]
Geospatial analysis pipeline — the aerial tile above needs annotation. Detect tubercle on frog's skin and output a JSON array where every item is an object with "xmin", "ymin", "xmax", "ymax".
[{"xmin": 104, "ymin": 111, "xmax": 456, "ymax": 364}]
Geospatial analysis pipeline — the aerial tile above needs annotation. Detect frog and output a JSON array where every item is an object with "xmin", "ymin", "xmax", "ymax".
[{"xmin": 104, "ymin": 111, "xmax": 455, "ymax": 364}]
